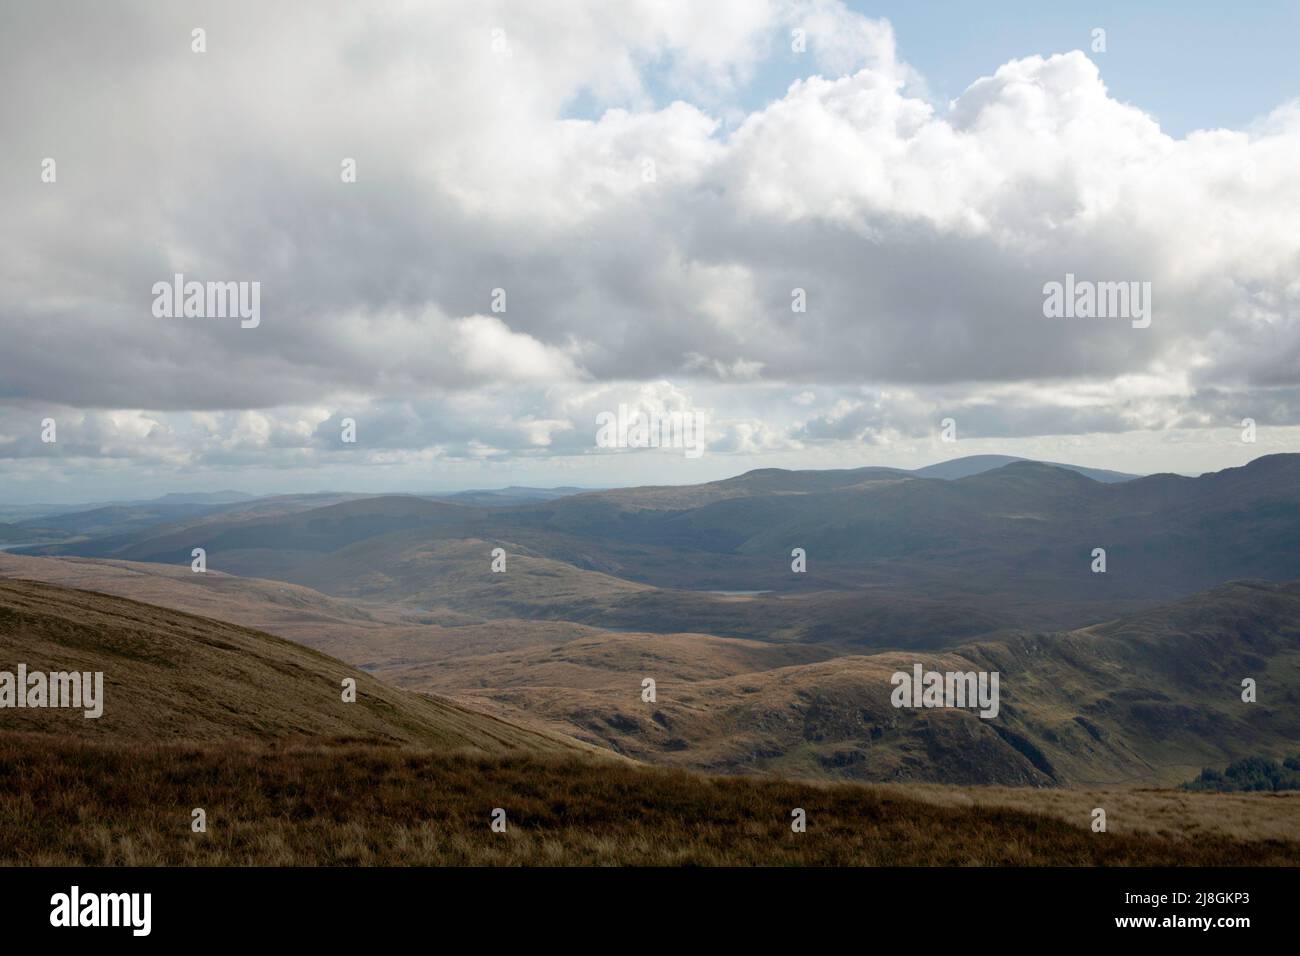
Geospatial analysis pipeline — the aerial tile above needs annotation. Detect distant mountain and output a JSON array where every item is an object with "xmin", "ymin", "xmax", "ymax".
[
  {"xmin": 1, "ymin": 490, "xmax": 260, "ymax": 520},
  {"xmin": 0, "ymin": 458, "xmax": 1121, "ymax": 522},
  {"xmin": 21, "ymin": 454, "xmax": 1300, "ymax": 646},
  {"xmin": 431, "ymin": 486, "xmax": 593, "ymax": 507},
  {"xmin": 4, "ymin": 492, "xmax": 370, "ymax": 552},
  {"xmin": 912, "ymin": 454, "xmax": 1139, "ymax": 483},
  {"xmin": 0, "ymin": 523, "xmax": 38, "ymax": 544},
  {"xmin": 15, "ymin": 502, "xmax": 224, "ymax": 537},
  {"xmin": 152, "ymin": 490, "xmax": 259, "ymax": 505},
  {"xmin": 4, "ymin": 493, "xmax": 264, "ymax": 545},
  {"xmin": 573, "ymin": 465, "xmax": 911, "ymax": 511}
]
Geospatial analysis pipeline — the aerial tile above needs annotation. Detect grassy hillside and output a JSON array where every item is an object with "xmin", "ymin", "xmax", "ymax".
[
  {"xmin": 0, "ymin": 578, "xmax": 596, "ymax": 755},
  {"xmin": 2, "ymin": 576, "xmax": 1298, "ymax": 866},
  {"xmin": 450, "ymin": 579, "xmax": 1300, "ymax": 787},
  {"xmin": 4, "ymin": 735, "xmax": 1298, "ymax": 866},
  {"xmin": 5, "ymin": 555, "xmax": 1298, "ymax": 789}
]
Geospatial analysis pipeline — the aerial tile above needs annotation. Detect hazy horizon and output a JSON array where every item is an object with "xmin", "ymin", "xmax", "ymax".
[{"xmin": 4, "ymin": 449, "xmax": 1289, "ymax": 508}]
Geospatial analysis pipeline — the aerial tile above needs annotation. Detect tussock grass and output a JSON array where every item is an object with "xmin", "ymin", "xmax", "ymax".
[
  {"xmin": 3, "ymin": 734, "xmax": 1298, "ymax": 866},
  {"xmin": 881, "ymin": 782, "xmax": 1300, "ymax": 843}
]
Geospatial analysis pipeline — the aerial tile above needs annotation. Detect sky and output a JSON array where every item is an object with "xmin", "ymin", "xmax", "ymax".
[{"xmin": 1, "ymin": 0, "xmax": 1299, "ymax": 503}]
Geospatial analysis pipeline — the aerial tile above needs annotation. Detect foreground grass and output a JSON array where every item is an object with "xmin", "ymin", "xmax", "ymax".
[
  {"xmin": 3, "ymin": 734, "xmax": 1299, "ymax": 866},
  {"xmin": 886, "ymin": 781, "xmax": 1300, "ymax": 843}
]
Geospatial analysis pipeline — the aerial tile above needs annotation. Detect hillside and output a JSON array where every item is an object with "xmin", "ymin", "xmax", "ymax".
[
  {"xmin": 414, "ymin": 579, "xmax": 1300, "ymax": 787},
  {"xmin": 4, "ymin": 554, "xmax": 1298, "ymax": 789},
  {"xmin": 0, "ymin": 578, "xmax": 596, "ymax": 755},
  {"xmin": 19, "ymin": 455, "xmax": 1300, "ymax": 648},
  {"xmin": 5, "ymin": 736, "xmax": 1298, "ymax": 866},
  {"xmin": 2, "ymin": 569, "xmax": 1298, "ymax": 867}
]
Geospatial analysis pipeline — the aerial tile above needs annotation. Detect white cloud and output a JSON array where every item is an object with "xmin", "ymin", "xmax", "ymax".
[{"xmin": 1, "ymin": 0, "xmax": 1298, "ymax": 495}]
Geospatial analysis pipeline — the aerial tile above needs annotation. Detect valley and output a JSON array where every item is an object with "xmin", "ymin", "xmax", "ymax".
[
  {"xmin": 4, "ymin": 454, "xmax": 1300, "ymax": 789},
  {"xmin": 4, "ymin": 454, "xmax": 1300, "ymax": 865},
  {"xmin": 1, "ymin": 576, "xmax": 1296, "ymax": 867}
]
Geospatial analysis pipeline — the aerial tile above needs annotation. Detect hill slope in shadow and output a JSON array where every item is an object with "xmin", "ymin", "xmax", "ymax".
[
  {"xmin": 20, "ymin": 455, "xmax": 1300, "ymax": 646},
  {"xmin": 0, "ymin": 578, "xmax": 596, "ymax": 755}
]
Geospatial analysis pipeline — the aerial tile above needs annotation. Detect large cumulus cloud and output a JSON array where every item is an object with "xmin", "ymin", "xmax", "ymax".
[{"xmin": 1, "ymin": 0, "xmax": 1298, "ymax": 497}]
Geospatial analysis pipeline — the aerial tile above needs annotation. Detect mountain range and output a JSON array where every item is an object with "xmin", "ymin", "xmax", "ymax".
[
  {"xmin": 3, "ymin": 452, "xmax": 1299, "ymax": 789},
  {"xmin": 16, "ymin": 454, "xmax": 1299, "ymax": 645}
]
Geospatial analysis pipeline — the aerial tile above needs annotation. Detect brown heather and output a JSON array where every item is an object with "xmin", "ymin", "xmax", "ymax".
[{"xmin": 3, "ymin": 734, "xmax": 1298, "ymax": 867}]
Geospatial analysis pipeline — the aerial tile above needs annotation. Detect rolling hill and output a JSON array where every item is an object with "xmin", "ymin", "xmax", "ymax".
[
  {"xmin": 1, "ymin": 574, "xmax": 1297, "ymax": 866},
  {"xmin": 912, "ymin": 455, "xmax": 1138, "ymax": 482},
  {"xmin": 0, "ymin": 577, "xmax": 596, "ymax": 754},
  {"xmin": 6, "ymin": 454, "xmax": 1300, "ymax": 789},
  {"xmin": 3, "ymin": 554, "xmax": 1297, "ymax": 789},
  {"xmin": 20, "ymin": 454, "xmax": 1300, "ymax": 649},
  {"xmin": 377, "ymin": 579, "xmax": 1300, "ymax": 787}
]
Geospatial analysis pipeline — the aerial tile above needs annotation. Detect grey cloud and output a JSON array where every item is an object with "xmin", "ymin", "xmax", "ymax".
[{"xmin": 2, "ymin": 1, "xmax": 1298, "ymax": 493}]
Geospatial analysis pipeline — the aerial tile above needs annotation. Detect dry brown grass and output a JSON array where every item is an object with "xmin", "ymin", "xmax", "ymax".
[
  {"xmin": 3, "ymin": 733, "xmax": 1298, "ymax": 866},
  {"xmin": 0, "ymin": 576, "xmax": 599, "ymax": 756},
  {"xmin": 884, "ymin": 782, "xmax": 1300, "ymax": 843}
]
